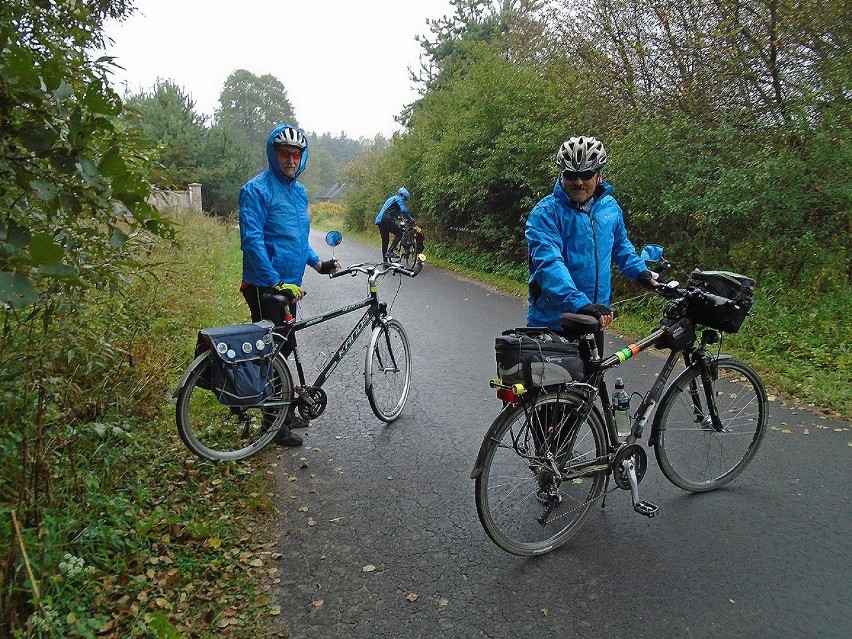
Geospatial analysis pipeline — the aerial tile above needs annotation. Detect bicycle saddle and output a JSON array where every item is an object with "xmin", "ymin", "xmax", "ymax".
[{"xmin": 558, "ymin": 312, "xmax": 600, "ymax": 338}]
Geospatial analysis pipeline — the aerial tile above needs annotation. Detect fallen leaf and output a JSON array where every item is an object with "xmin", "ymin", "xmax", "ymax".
[
  {"xmin": 541, "ymin": 609, "xmax": 549, "ymax": 617},
  {"xmin": 729, "ymin": 598, "xmax": 736, "ymax": 604},
  {"xmin": 268, "ymin": 604, "xmax": 281, "ymax": 615},
  {"xmin": 312, "ymin": 599, "xmax": 324, "ymax": 607},
  {"xmin": 249, "ymin": 558, "xmax": 263, "ymax": 567},
  {"xmin": 406, "ymin": 593, "xmax": 418, "ymax": 602},
  {"xmin": 439, "ymin": 598, "xmax": 449, "ymax": 607},
  {"xmin": 362, "ymin": 564, "xmax": 376, "ymax": 572},
  {"xmin": 307, "ymin": 518, "xmax": 317, "ymax": 527},
  {"xmin": 298, "ymin": 506, "xmax": 309, "ymax": 512}
]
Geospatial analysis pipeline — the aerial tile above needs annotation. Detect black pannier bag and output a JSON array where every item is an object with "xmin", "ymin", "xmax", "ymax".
[
  {"xmin": 195, "ymin": 320, "xmax": 276, "ymax": 406},
  {"xmin": 495, "ymin": 327, "xmax": 585, "ymax": 388},
  {"xmin": 686, "ymin": 270, "xmax": 755, "ymax": 333}
]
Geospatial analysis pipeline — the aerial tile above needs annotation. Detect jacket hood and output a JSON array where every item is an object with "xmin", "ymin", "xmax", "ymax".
[{"xmin": 266, "ymin": 123, "xmax": 309, "ymax": 181}]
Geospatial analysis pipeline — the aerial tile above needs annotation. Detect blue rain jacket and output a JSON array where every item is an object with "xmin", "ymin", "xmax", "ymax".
[
  {"xmin": 239, "ymin": 123, "xmax": 320, "ymax": 288},
  {"xmin": 374, "ymin": 194, "xmax": 413, "ymax": 224},
  {"xmin": 526, "ymin": 179, "xmax": 647, "ymax": 331}
]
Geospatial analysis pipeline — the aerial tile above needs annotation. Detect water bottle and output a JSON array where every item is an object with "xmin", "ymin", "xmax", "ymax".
[{"xmin": 611, "ymin": 377, "xmax": 631, "ymax": 438}]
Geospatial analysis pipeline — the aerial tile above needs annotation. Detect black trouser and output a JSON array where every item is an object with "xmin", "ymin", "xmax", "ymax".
[
  {"xmin": 241, "ymin": 284, "xmax": 296, "ymax": 358},
  {"xmin": 242, "ymin": 284, "xmax": 297, "ymax": 428},
  {"xmin": 377, "ymin": 217, "xmax": 402, "ymax": 257}
]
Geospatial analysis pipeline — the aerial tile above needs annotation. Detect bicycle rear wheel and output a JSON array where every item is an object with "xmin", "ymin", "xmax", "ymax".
[
  {"xmin": 473, "ymin": 391, "xmax": 608, "ymax": 556},
  {"xmin": 176, "ymin": 353, "xmax": 294, "ymax": 461},
  {"xmin": 654, "ymin": 357, "xmax": 767, "ymax": 492},
  {"xmin": 364, "ymin": 319, "xmax": 411, "ymax": 422}
]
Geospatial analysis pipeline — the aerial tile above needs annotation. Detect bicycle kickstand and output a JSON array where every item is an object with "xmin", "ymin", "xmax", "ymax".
[{"xmin": 621, "ymin": 456, "xmax": 659, "ymax": 518}]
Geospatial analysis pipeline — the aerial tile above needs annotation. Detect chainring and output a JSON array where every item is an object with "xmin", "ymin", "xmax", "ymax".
[
  {"xmin": 297, "ymin": 386, "xmax": 328, "ymax": 420},
  {"xmin": 612, "ymin": 443, "xmax": 648, "ymax": 490}
]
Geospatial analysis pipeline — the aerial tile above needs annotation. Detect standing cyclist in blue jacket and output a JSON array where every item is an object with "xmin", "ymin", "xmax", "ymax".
[
  {"xmin": 526, "ymin": 136, "xmax": 656, "ymax": 355},
  {"xmin": 375, "ymin": 187, "xmax": 414, "ymax": 261},
  {"xmin": 239, "ymin": 123, "xmax": 340, "ymax": 447}
]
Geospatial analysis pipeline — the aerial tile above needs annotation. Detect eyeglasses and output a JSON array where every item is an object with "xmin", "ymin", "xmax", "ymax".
[
  {"xmin": 562, "ymin": 169, "xmax": 597, "ymax": 181},
  {"xmin": 276, "ymin": 148, "xmax": 302, "ymax": 160}
]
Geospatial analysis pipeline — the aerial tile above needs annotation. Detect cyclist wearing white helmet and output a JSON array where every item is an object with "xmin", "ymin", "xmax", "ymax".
[
  {"xmin": 375, "ymin": 187, "xmax": 414, "ymax": 261},
  {"xmin": 526, "ymin": 136, "xmax": 656, "ymax": 354},
  {"xmin": 238, "ymin": 123, "xmax": 340, "ymax": 447}
]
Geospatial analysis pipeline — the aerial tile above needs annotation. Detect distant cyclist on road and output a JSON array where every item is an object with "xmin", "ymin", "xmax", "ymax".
[{"xmin": 375, "ymin": 187, "xmax": 414, "ymax": 261}]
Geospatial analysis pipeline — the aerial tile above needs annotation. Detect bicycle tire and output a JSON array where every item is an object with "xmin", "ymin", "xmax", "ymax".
[
  {"xmin": 654, "ymin": 357, "xmax": 767, "ymax": 492},
  {"xmin": 474, "ymin": 391, "xmax": 608, "ymax": 556},
  {"xmin": 364, "ymin": 319, "xmax": 411, "ymax": 422},
  {"xmin": 176, "ymin": 353, "xmax": 294, "ymax": 461},
  {"xmin": 400, "ymin": 246, "xmax": 416, "ymax": 269}
]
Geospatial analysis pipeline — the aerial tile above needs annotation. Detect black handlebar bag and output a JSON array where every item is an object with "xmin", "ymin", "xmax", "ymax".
[
  {"xmin": 686, "ymin": 270, "xmax": 755, "ymax": 333},
  {"xmin": 196, "ymin": 320, "xmax": 276, "ymax": 406}
]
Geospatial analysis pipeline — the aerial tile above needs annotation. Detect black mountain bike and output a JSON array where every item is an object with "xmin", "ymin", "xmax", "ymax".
[
  {"xmin": 175, "ymin": 232, "xmax": 422, "ymax": 462},
  {"xmin": 471, "ymin": 246, "xmax": 767, "ymax": 556}
]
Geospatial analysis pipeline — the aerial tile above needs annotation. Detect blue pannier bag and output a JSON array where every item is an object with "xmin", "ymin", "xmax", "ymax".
[{"xmin": 196, "ymin": 320, "xmax": 276, "ymax": 406}]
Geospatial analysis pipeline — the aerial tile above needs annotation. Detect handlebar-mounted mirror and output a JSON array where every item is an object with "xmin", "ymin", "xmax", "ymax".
[
  {"xmin": 325, "ymin": 230, "xmax": 343, "ymax": 247},
  {"xmin": 640, "ymin": 244, "xmax": 665, "ymax": 263}
]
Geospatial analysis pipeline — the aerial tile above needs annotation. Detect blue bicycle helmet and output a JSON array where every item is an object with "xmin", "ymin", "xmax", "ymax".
[{"xmin": 398, "ymin": 187, "xmax": 410, "ymax": 200}]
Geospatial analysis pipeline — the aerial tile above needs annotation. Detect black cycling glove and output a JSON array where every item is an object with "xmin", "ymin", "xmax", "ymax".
[
  {"xmin": 577, "ymin": 304, "xmax": 612, "ymax": 320},
  {"xmin": 636, "ymin": 270, "xmax": 657, "ymax": 291},
  {"xmin": 317, "ymin": 260, "xmax": 337, "ymax": 275}
]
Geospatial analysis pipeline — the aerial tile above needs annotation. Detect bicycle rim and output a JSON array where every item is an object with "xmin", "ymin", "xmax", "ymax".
[
  {"xmin": 474, "ymin": 393, "xmax": 608, "ymax": 556},
  {"xmin": 176, "ymin": 354, "xmax": 293, "ymax": 461},
  {"xmin": 654, "ymin": 358, "xmax": 767, "ymax": 492},
  {"xmin": 364, "ymin": 319, "xmax": 411, "ymax": 422}
]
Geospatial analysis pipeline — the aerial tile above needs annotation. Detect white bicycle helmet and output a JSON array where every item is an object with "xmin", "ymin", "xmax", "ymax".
[
  {"xmin": 273, "ymin": 126, "xmax": 307, "ymax": 149},
  {"xmin": 556, "ymin": 136, "xmax": 607, "ymax": 173}
]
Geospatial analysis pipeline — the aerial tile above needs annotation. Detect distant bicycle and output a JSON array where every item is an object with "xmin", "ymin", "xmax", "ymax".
[
  {"xmin": 175, "ymin": 231, "xmax": 422, "ymax": 462},
  {"xmin": 472, "ymin": 245, "xmax": 767, "ymax": 556},
  {"xmin": 390, "ymin": 219, "xmax": 425, "ymax": 269}
]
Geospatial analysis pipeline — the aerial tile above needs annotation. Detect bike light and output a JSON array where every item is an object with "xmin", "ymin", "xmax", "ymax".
[{"xmin": 495, "ymin": 383, "xmax": 525, "ymax": 403}]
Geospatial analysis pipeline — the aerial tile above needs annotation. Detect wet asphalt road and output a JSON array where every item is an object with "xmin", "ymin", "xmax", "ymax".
[{"xmin": 268, "ymin": 231, "xmax": 851, "ymax": 639}]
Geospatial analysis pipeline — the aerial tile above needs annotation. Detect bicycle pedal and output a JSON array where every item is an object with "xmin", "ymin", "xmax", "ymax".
[{"xmin": 633, "ymin": 501, "xmax": 659, "ymax": 518}]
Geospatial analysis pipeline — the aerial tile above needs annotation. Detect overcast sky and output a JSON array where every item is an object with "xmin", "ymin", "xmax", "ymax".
[{"xmin": 100, "ymin": 0, "xmax": 455, "ymax": 140}]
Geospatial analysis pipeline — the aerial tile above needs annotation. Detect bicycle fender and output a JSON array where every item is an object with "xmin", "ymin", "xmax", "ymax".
[
  {"xmin": 470, "ymin": 390, "xmax": 602, "ymax": 480},
  {"xmin": 172, "ymin": 352, "xmax": 210, "ymax": 398},
  {"xmin": 648, "ymin": 353, "xmax": 733, "ymax": 445},
  {"xmin": 470, "ymin": 404, "xmax": 515, "ymax": 480}
]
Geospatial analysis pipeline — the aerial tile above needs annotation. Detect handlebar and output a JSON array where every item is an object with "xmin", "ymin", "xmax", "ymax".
[
  {"xmin": 329, "ymin": 259, "xmax": 423, "ymax": 280},
  {"xmin": 653, "ymin": 280, "xmax": 730, "ymax": 309}
]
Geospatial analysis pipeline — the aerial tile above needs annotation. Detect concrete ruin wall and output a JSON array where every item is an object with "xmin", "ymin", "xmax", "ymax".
[{"xmin": 148, "ymin": 183, "xmax": 202, "ymax": 212}]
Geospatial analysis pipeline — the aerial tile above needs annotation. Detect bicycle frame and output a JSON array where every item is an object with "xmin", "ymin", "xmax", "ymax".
[
  {"xmin": 581, "ymin": 326, "xmax": 724, "ymax": 452},
  {"xmin": 275, "ymin": 289, "xmax": 386, "ymax": 393}
]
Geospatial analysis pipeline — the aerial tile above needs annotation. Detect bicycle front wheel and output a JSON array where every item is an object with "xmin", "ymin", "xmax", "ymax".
[
  {"xmin": 654, "ymin": 357, "xmax": 767, "ymax": 492},
  {"xmin": 473, "ymin": 392, "xmax": 608, "ymax": 556},
  {"xmin": 176, "ymin": 353, "xmax": 294, "ymax": 461},
  {"xmin": 364, "ymin": 319, "xmax": 411, "ymax": 422}
]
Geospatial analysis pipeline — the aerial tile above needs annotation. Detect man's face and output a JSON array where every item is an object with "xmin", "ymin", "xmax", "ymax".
[
  {"xmin": 276, "ymin": 145, "xmax": 302, "ymax": 178},
  {"xmin": 561, "ymin": 170, "xmax": 601, "ymax": 205}
]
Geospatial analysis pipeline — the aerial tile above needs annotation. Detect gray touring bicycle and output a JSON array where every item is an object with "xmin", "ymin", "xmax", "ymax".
[{"xmin": 472, "ymin": 246, "xmax": 768, "ymax": 556}]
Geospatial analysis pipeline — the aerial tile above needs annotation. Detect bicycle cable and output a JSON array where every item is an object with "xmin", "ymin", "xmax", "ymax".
[{"xmin": 387, "ymin": 273, "xmax": 403, "ymax": 311}]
